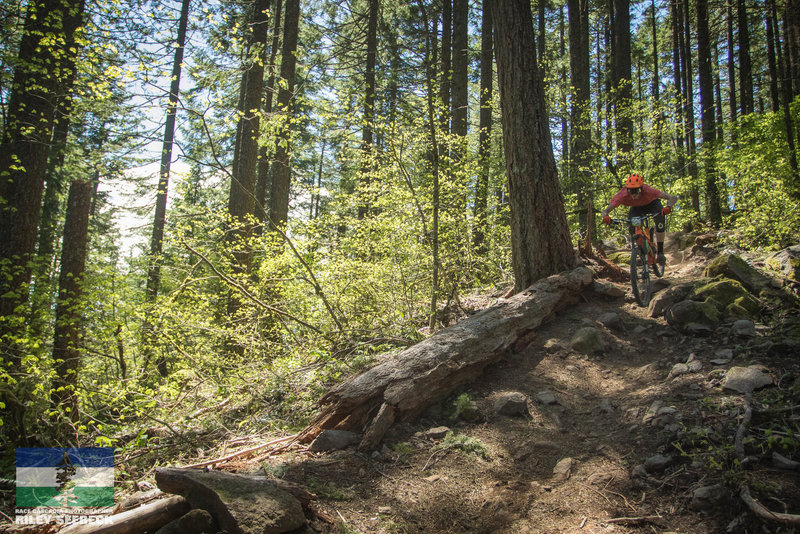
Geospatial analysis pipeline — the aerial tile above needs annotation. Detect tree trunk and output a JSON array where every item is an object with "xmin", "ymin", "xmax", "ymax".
[
  {"xmin": 440, "ymin": 0, "xmax": 452, "ymax": 136},
  {"xmin": 143, "ymin": 0, "xmax": 191, "ymax": 378},
  {"xmin": 738, "ymin": 0, "xmax": 755, "ymax": 114},
  {"xmin": 681, "ymin": 0, "xmax": 700, "ymax": 215},
  {"xmin": 785, "ymin": 0, "xmax": 800, "ymax": 99},
  {"xmin": 228, "ymin": 0, "xmax": 271, "ymax": 270},
  {"xmin": 269, "ymin": 0, "xmax": 301, "ymax": 229},
  {"xmin": 697, "ymin": 0, "xmax": 722, "ymax": 227},
  {"xmin": 51, "ymin": 179, "xmax": 93, "ymax": 420},
  {"xmin": 0, "ymin": 0, "xmax": 85, "ymax": 364},
  {"xmin": 452, "ymin": 0, "xmax": 469, "ymax": 144},
  {"xmin": 255, "ymin": 0, "xmax": 283, "ymax": 233},
  {"xmin": 473, "ymin": 0, "xmax": 493, "ymax": 254},
  {"xmin": 727, "ymin": 0, "xmax": 739, "ymax": 130},
  {"xmin": 766, "ymin": 1, "xmax": 781, "ymax": 112},
  {"xmin": 568, "ymin": 0, "xmax": 591, "ymax": 233},
  {"xmin": 491, "ymin": 0, "xmax": 576, "ymax": 292},
  {"xmin": 777, "ymin": 1, "xmax": 800, "ymax": 194},
  {"xmin": 611, "ymin": 0, "xmax": 633, "ymax": 164},
  {"xmin": 358, "ymin": 0, "xmax": 379, "ymax": 219},
  {"xmin": 424, "ymin": 8, "xmax": 441, "ymax": 331},
  {"xmin": 299, "ymin": 267, "xmax": 593, "ymax": 449},
  {"xmin": 670, "ymin": 0, "xmax": 686, "ymax": 183}
]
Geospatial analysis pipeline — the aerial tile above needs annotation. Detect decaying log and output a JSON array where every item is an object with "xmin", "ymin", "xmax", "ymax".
[
  {"xmin": 298, "ymin": 266, "xmax": 594, "ymax": 449},
  {"xmin": 110, "ymin": 489, "xmax": 162, "ymax": 515},
  {"xmin": 57, "ymin": 496, "xmax": 189, "ymax": 534}
]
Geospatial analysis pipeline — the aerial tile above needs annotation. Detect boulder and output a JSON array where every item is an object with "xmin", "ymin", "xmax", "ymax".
[
  {"xmin": 665, "ymin": 299, "xmax": 721, "ymax": 332},
  {"xmin": 690, "ymin": 279, "xmax": 760, "ymax": 319},
  {"xmin": 310, "ymin": 429, "xmax": 361, "ymax": 452},
  {"xmin": 703, "ymin": 254, "xmax": 770, "ymax": 293},
  {"xmin": 155, "ymin": 469, "xmax": 306, "ymax": 534},
  {"xmin": 649, "ymin": 281, "xmax": 698, "ymax": 318},
  {"xmin": 766, "ymin": 244, "xmax": 800, "ymax": 281},
  {"xmin": 722, "ymin": 366, "xmax": 774, "ymax": 394},
  {"xmin": 569, "ymin": 326, "xmax": 605, "ymax": 354},
  {"xmin": 494, "ymin": 392, "xmax": 529, "ymax": 416},
  {"xmin": 592, "ymin": 281, "xmax": 626, "ymax": 299}
]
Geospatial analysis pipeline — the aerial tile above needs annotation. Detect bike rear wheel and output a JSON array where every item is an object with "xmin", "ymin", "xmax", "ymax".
[{"xmin": 630, "ymin": 243, "xmax": 652, "ymax": 307}]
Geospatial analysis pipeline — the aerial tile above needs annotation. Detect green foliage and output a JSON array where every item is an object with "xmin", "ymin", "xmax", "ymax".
[{"xmin": 434, "ymin": 431, "xmax": 490, "ymax": 461}]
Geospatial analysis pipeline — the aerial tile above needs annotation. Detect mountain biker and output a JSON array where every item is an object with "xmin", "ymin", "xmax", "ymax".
[{"xmin": 600, "ymin": 173, "xmax": 678, "ymax": 264}]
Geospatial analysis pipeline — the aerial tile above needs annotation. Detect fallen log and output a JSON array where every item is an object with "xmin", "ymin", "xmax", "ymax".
[
  {"xmin": 56, "ymin": 496, "xmax": 189, "ymax": 534},
  {"xmin": 298, "ymin": 266, "xmax": 594, "ymax": 449}
]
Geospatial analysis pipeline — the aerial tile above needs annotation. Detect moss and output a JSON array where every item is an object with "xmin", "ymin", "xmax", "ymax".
[
  {"xmin": 606, "ymin": 251, "xmax": 631, "ymax": 265},
  {"xmin": 692, "ymin": 279, "xmax": 752, "ymax": 309}
]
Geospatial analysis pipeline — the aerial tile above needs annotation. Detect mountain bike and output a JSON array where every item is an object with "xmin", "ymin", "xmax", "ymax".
[{"xmin": 609, "ymin": 213, "xmax": 664, "ymax": 307}]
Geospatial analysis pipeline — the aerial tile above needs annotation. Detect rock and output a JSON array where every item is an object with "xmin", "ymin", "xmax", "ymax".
[
  {"xmin": 593, "ymin": 281, "xmax": 625, "ymax": 299},
  {"xmin": 155, "ymin": 469, "xmax": 306, "ymax": 534},
  {"xmin": 690, "ymin": 484, "xmax": 729, "ymax": 512},
  {"xmin": 766, "ymin": 244, "xmax": 800, "ymax": 281},
  {"xmin": 310, "ymin": 429, "xmax": 362, "ymax": 451},
  {"xmin": 722, "ymin": 365, "xmax": 774, "ymax": 394},
  {"xmin": 156, "ymin": 509, "xmax": 216, "ymax": 534},
  {"xmin": 536, "ymin": 390, "xmax": 558, "ymax": 405},
  {"xmin": 703, "ymin": 254, "xmax": 770, "ymax": 293},
  {"xmin": 666, "ymin": 300, "xmax": 721, "ymax": 332},
  {"xmin": 687, "ymin": 360, "xmax": 703, "ymax": 372},
  {"xmin": 425, "ymin": 426, "xmax": 451, "ymax": 440},
  {"xmin": 552, "ymin": 457, "xmax": 574, "ymax": 481},
  {"xmin": 543, "ymin": 338, "xmax": 564, "ymax": 353},
  {"xmin": 569, "ymin": 326, "xmax": 605, "ymax": 354},
  {"xmin": 712, "ymin": 348, "xmax": 734, "ymax": 364},
  {"xmin": 494, "ymin": 392, "xmax": 528, "ymax": 416},
  {"xmin": 691, "ymin": 279, "xmax": 761, "ymax": 319},
  {"xmin": 648, "ymin": 282, "xmax": 692, "ymax": 318},
  {"xmin": 731, "ymin": 319, "xmax": 756, "ymax": 337},
  {"xmin": 644, "ymin": 454, "xmax": 673, "ymax": 473},
  {"xmin": 668, "ymin": 363, "xmax": 690, "ymax": 378},
  {"xmin": 597, "ymin": 312, "xmax": 622, "ymax": 330}
]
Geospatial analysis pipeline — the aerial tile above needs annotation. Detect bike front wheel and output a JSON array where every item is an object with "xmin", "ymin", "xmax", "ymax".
[{"xmin": 630, "ymin": 244, "xmax": 652, "ymax": 307}]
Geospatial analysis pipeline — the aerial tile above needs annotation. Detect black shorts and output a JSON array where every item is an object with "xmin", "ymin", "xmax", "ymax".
[{"xmin": 628, "ymin": 200, "xmax": 665, "ymax": 233}]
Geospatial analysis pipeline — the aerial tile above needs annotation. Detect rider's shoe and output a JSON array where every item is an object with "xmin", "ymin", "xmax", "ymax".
[{"xmin": 657, "ymin": 253, "xmax": 666, "ymax": 265}]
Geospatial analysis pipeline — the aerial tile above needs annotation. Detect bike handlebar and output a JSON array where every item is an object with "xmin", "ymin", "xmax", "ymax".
[{"xmin": 608, "ymin": 212, "xmax": 662, "ymax": 226}]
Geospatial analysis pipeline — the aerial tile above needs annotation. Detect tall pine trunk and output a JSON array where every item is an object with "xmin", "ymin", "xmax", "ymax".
[
  {"xmin": 0, "ymin": 0, "xmax": 85, "ymax": 362},
  {"xmin": 697, "ymin": 0, "xmax": 722, "ymax": 227},
  {"xmin": 473, "ymin": 0, "xmax": 493, "ymax": 253},
  {"xmin": 611, "ymin": 0, "xmax": 633, "ymax": 165},
  {"xmin": 143, "ymin": 0, "xmax": 191, "ymax": 377},
  {"xmin": 568, "ymin": 0, "xmax": 591, "ymax": 231},
  {"xmin": 51, "ymin": 179, "xmax": 93, "ymax": 421},
  {"xmin": 358, "ymin": 0, "xmax": 379, "ymax": 219},
  {"xmin": 737, "ymin": 0, "xmax": 755, "ymax": 114},
  {"xmin": 491, "ymin": 0, "xmax": 576, "ymax": 292},
  {"xmin": 269, "ymin": 0, "xmax": 301, "ymax": 229}
]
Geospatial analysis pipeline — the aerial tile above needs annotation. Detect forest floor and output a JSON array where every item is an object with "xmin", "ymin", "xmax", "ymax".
[
  {"xmin": 220, "ymin": 242, "xmax": 799, "ymax": 534},
  {"xmin": 5, "ymin": 237, "xmax": 800, "ymax": 534}
]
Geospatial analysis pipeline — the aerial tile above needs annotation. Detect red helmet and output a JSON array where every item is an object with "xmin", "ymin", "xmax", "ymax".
[{"xmin": 625, "ymin": 173, "xmax": 644, "ymax": 189}]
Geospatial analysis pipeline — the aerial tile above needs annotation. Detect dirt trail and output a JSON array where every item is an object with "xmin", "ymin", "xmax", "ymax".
[{"xmin": 256, "ymin": 248, "xmax": 800, "ymax": 534}]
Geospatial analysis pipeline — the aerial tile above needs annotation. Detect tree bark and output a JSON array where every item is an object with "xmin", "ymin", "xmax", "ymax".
[
  {"xmin": 491, "ymin": 0, "xmax": 576, "ymax": 292},
  {"xmin": 0, "ymin": 0, "xmax": 85, "ymax": 366},
  {"xmin": 57, "ymin": 496, "xmax": 190, "ymax": 534},
  {"xmin": 228, "ymin": 0, "xmax": 271, "ymax": 270},
  {"xmin": 358, "ymin": 0, "xmax": 379, "ymax": 219},
  {"xmin": 696, "ymin": 0, "xmax": 721, "ymax": 227},
  {"xmin": 785, "ymin": 0, "xmax": 800, "ymax": 99},
  {"xmin": 680, "ymin": 0, "xmax": 700, "ymax": 215},
  {"xmin": 473, "ymin": 0, "xmax": 493, "ymax": 254},
  {"xmin": 144, "ymin": 0, "xmax": 191, "ymax": 378},
  {"xmin": 737, "ymin": 0, "xmax": 755, "ymax": 114},
  {"xmin": 298, "ymin": 267, "xmax": 593, "ymax": 449},
  {"xmin": 255, "ymin": 0, "xmax": 283, "ymax": 233},
  {"xmin": 611, "ymin": 0, "xmax": 633, "ymax": 164},
  {"xmin": 51, "ymin": 179, "xmax": 93, "ymax": 420},
  {"xmin": 269, "ymin": 0, "xmax": 301, "ymax": 229},
  {"xmin": 568, "ymin": 0, "xmax": 591, "ymax": 233}
]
